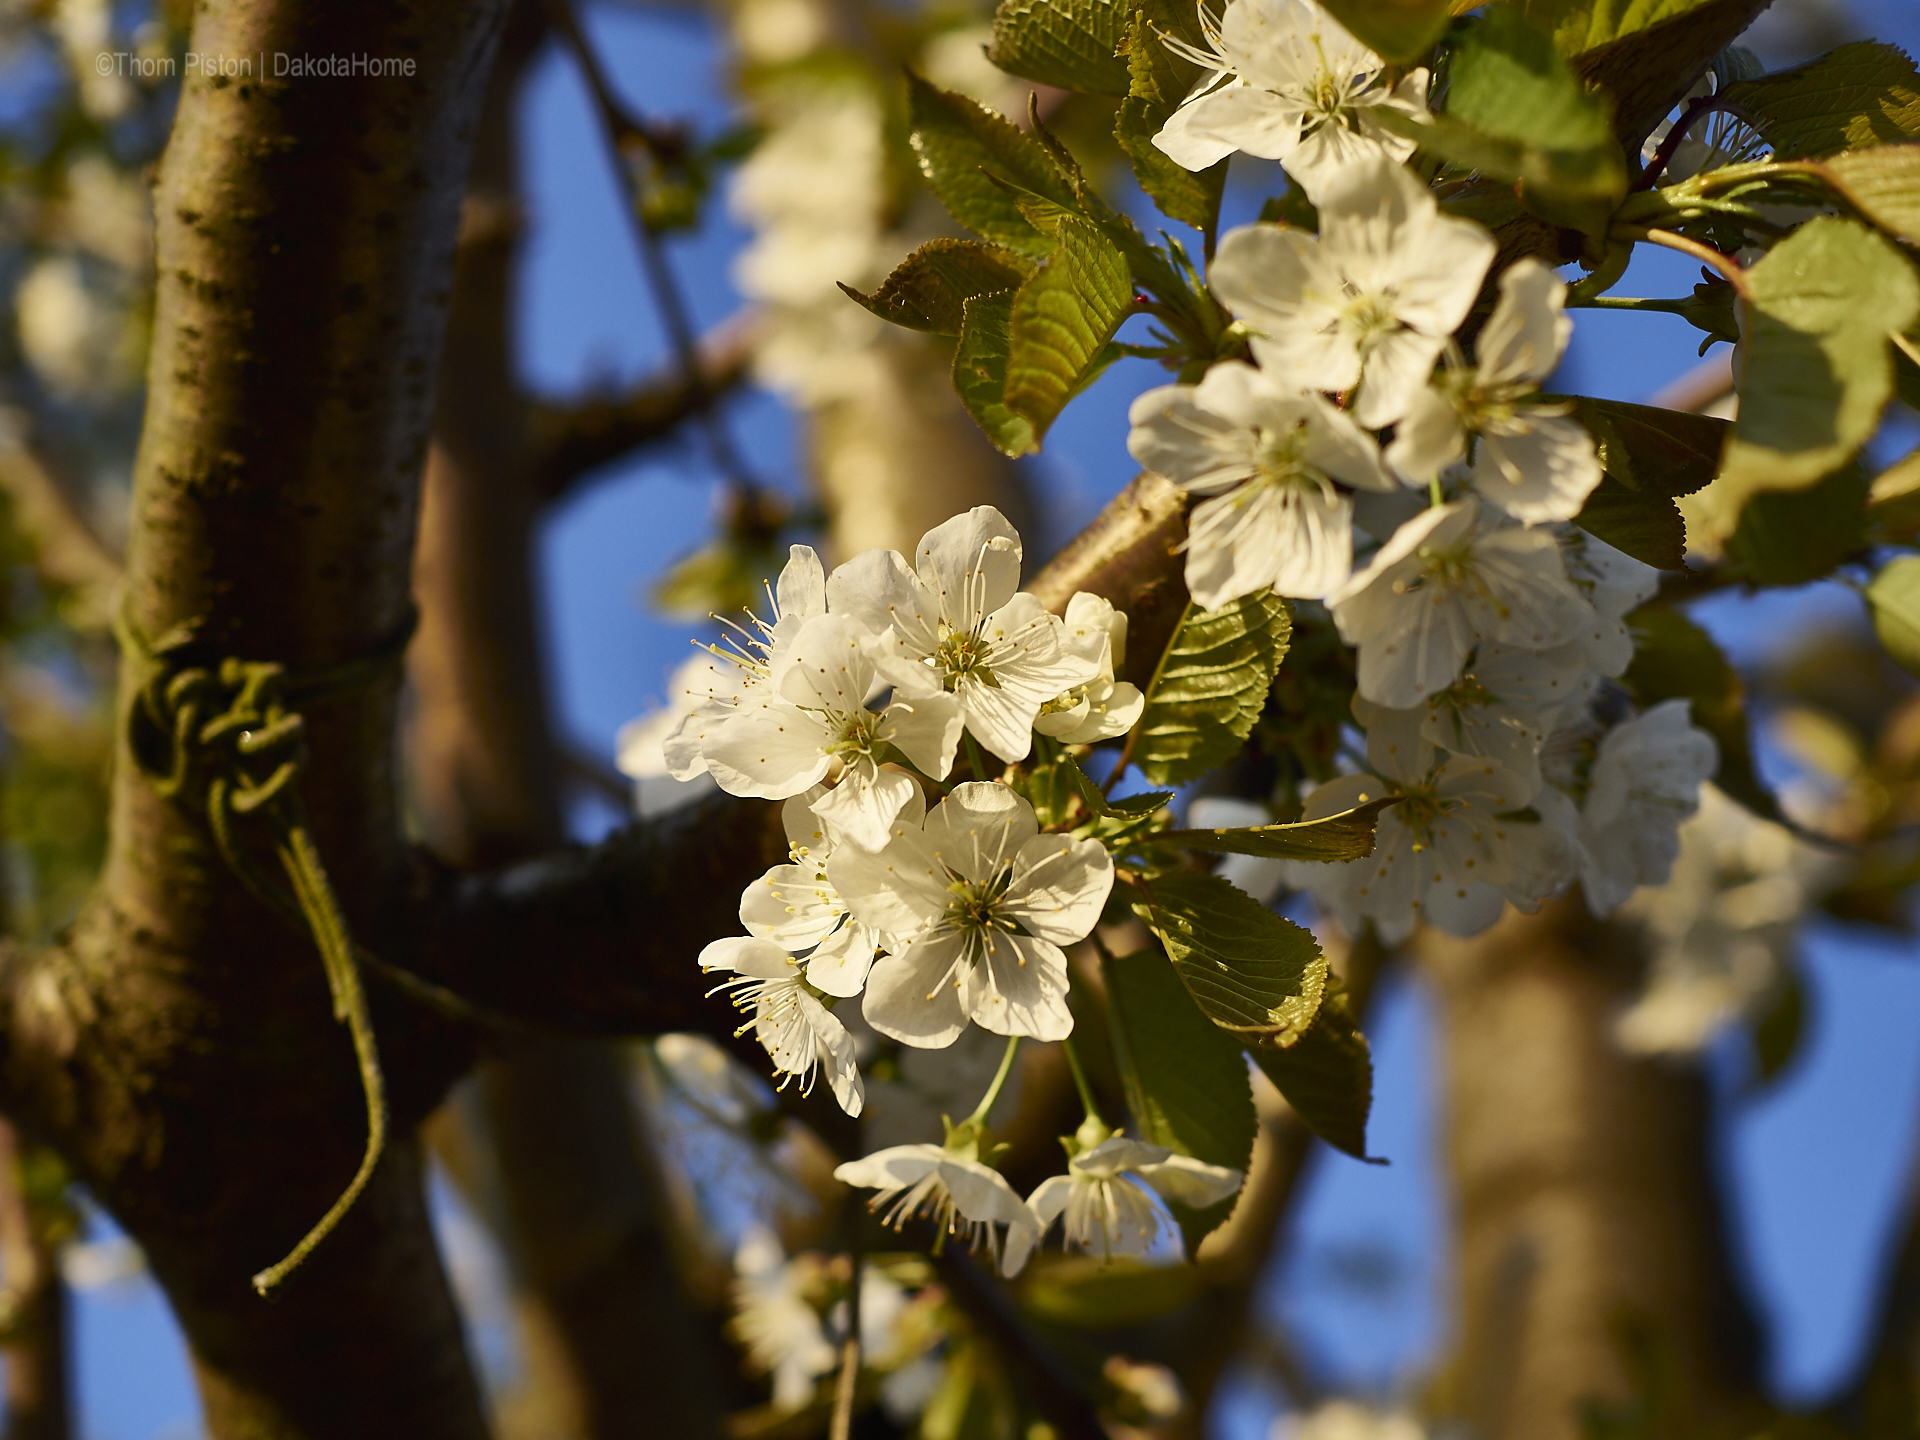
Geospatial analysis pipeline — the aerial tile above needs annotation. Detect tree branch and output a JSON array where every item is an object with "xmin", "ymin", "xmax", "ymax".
[
  {"xmin": 398, "ymin": 794, "xmax": 788, "ymax": 1040},
  {"xmin": 526, "ymin": 315, "xmax": 758, "ymax": 506},
  {"xmin": 0, "ymin": 437, "xmax": 119, "ymax": 633},
  {"xmin": 1027, "ymin": 471, "xmax": 1190, "ymax": 688}
]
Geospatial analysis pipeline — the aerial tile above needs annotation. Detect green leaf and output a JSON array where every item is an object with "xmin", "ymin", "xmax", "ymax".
[
  {"xmin": 1132, "ymin": 592, "xmax": 1293, "ymax": 787},
  {"xmin": 1112, "ymin": 6, "xmax": 1228, "ymax": 235},
  {"xmin": 1061, "ymin": 752, "xmax": 1173, "ymax": 819},
  {"xmin": 1722, "ymin": 459, "xmax": 1870, "ymax": 584},
  {"xmin": 1504, "ymin": 0, "xmax": 1737, "ymax": 58},
  {"xmin": 1018, "ymin": 1255, "xmax": 1208, "ymax": 1327},
  {"xmin": 1820, "ymin": 144, "xmax": 1920, "ymax": 244},
  {"xmin": 1115, "ymin": 93, "xmax": 1230, "ymax": 236},
  {"xmin": 1120, "ymin": 0, "xmax": 1206, "ymax": 109},
  {"xmin": 1719, "ymin": 41, "xmax": 1920, "ymax": 160},
  {"xmin": 907, "ymin": 74, "xmax": 1078, "ymax": 254},
  {"xmin": 1131, "ymin": 869, "xmax": 1330, "ymax": 1049},
  {"xmin": 651, "ymin": 534, "xmax": 784, "ymax": 620},
  {"xmin": 1104, "ymin": 945, "xmax": 1257, "ymax": 1253},
  {"xmin": 952, "ymin": 291, "xmax": 1037, "ymax": 456},
  {"xmin": 1157, "ymin": 797, "xmax": 1394, "ymax": 862},
  {"xmin": 1246, "ymin": 973, "xmax": 1376, "ymax": 1159},
  {"xmin": 1568, "ymin": 398, "xmax": 1724, "ymax": 569},
  {"xmin": 1623, "ymin": 606, "xmax": 1785, "ymax": 824},
  {"xmin": 1700, "ymin": 217, "xmax": 1919, "ymax": 543},
  {"xmin": 1318, "ymin": 0, "xmax": 1452, "ymax": 63},
  {"xmin": 1866, "ymin": 555, "xmax": 1920, "ymax": 678},
  {"xmin": 987, "ymin": 0, "xmax": 1132, "ymax": 95},
  {"xmin": 1383, "ymin": 8, "xmax": 1625, "ymax": 231},
  {"xmin": 841, "ymin": 240, "xmax": 1035, "ymax": 336},
  {"xmin": 1004, "ymin": 213, "xmax": 1133, "ymax": 442}
]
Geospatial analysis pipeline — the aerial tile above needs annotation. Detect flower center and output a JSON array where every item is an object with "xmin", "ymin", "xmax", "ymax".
[
  {"xmin": 1393, "ymin": 783, "xmax": 1447, "ymax": 851},
  {"xmin": 828, "ymin": 708, "xmax": 879, "ymax": 758},
  {"xmin": 944, "ymin": 867, "xmax": 1013, "ymax": 939},
  {"xmin": 935, "ymin": 626, "xmax": 999, "ymax": 689},
  {"xmin": 1253, "ymin": 421, "xmax": 1311, "ymax": 482},
  {"xmin": 1340, "ymin": 291, "xmax": 1400, "ymax": 356}
]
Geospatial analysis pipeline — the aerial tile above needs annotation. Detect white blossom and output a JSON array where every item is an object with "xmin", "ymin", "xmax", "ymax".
[
  {"xmin": 1328, "ymin": 497, "xmax": 1593, "ymax": 709},
  {"xmin": 701, "ymin": 613, "xmax": 962, "ymax": 850},
  {"xmin": 1575, "ymin": 699, "xmax": 1718, "ymax": 915},
  {"xmin": 1386, "ymin": 259, "xmax": 1603, "ymax": 525},
  {"xmin": 1028, "ymin": 1135, "xmax": 1244, "ymax": 1259},
  {"xmin": 1291, "ymin": 754, "xmax": 1531, "ymax": 943},
  {"xmin": 835, "ymin": 1143, "xmax": 1042, "ymax": 1277},
  {"xmin": 1035, "ymin": 592, "xmax": 1146, "ymax": 744},
  {"xmin": 827, "ymin": 507, "xmax": 1099, "ymax": 763},
  {"xmin": 730, "ymin": 1227, "xmax": 837, "ymax": 1412},
  {"xmin": 1127, "ymin": 361, "xmax": 1393, "ymax": 605},
  {"xmin": 659, "ymin": 545, "xmax": 828, "ymax": 780},
  {"xmin": 731, "ymin": 93, "xmax": 886, "ymax": 309},
  {"xmin": 699, "ymin": 936, "xmax": 866, "ymax": 1116},
  {"xmin": 1560, "ymin": 527, "xmax": 1661, "ymax": 677},
  {"xmin": 1208, "ymin": 157, "xmax": 1496, "ymax": 429},
  {"xmin": 1352, "ymin": 640, "xmax": 1590, "ymax": 795},
  {"xmin": 832, "ymin": 782, "xmax": 1114, "ymax": 1047},
  {"xmin": 1151, "ymin": 0, "xmax": 1429, "ymax": 202},
  {"xmin": 741, "ymin": 791, "xmax": 909, "ymax": 997},
  {"xmin": 614, "ymin": 653, "xmax": 724, "ymax": 816},
  {"xmin": 1614, "ymin": 784, "xmax": 1837, "ymax": 1056}
]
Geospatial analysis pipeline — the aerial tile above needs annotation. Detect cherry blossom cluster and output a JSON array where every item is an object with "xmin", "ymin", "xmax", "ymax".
[
  {"xmin": 644, "ymin": 507, "xmax": 1247, "ymax": 1270},
  {"xmin": 671, "ymin": 510, "xmax": 1125, "ymax": 1083},
  {"xmin": 1128, "ymin": 0, "xmax": 1719, "ymax": 942}
]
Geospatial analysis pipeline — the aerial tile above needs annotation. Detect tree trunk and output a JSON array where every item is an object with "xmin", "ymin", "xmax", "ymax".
[
  {"xmin": 0, "ymin": 1, "xmax": 511, "ymax": 1432},
  {"xmin": 1417, "ymin": 900, "xmax": 1766, "ymax": 1440},
  {"xmin": 405, "ymin": 6, "xmax": 745, "ymax": 1433}
]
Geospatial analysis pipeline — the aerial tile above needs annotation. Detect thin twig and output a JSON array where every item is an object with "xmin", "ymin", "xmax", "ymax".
[
  {"xmin": 547, "ymin": 0, "xmax": 762, "ymax": 495},
  {"xmin": 829, "ymin": 1240, "xmax": 862, "ymax": 1440},
  {"xmin": 1634, "ymin": 95, "xmax": 1761, "ymax": 190},
  {"xmin": 1615, "ymin": 226, "xmax": 1751, "ymax": 301},
  {"xmin": 529, "ymin": 315, "xmax": 759, "ymax": 502}
]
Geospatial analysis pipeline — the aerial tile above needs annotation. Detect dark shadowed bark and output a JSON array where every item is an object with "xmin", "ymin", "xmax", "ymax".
[{"xmin": 404, "ymin": 7, "xmax": 755, "ymax": 1430}]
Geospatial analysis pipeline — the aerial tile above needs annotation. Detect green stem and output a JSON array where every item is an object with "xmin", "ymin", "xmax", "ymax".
[
  {"xmin": 1569, "ymin": 295, "xmax": 1694, "ymax": 314},
  {"xmin": 966, "ymin": 1036, "xmax": 1022, "ymax": 1127},
  {"xmin": 1061, "ymin": 1036, "xmax": 1103, "ymax": 1127},
  {"xmin": 1429, "ymin": 477, "xmax": 1444, "ymax": 508},
  {"xmin": 1567, "ymin": 239, "xmax": 1632, "ymax": 303}
]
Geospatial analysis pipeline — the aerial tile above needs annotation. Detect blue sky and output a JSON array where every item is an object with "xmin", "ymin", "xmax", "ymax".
[{"xmin": 63, "ymin": 3, "xmax": 1920, "ymax": 1436}]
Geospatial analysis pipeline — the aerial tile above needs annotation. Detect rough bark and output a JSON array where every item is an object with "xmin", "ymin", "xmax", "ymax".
[
  {"xmin": 0, "ymin": 1, "xmax": 510, "ymax": 1433},
  {"xmin": 1415, "ymin": 901, "xmax": 1766, "ymax": 1440}
]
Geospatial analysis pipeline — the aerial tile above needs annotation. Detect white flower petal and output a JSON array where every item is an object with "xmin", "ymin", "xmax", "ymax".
[{"xmin": 863, "ymin": 929, "xmax": 975, "ymax": 1047}]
